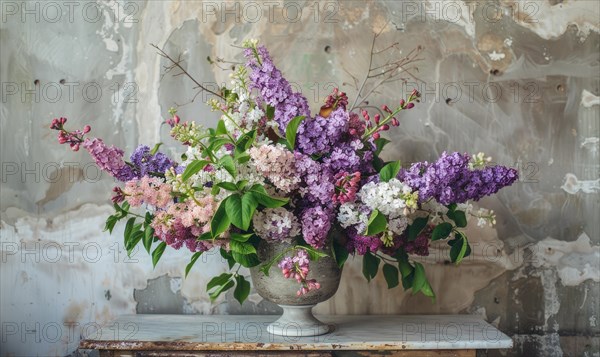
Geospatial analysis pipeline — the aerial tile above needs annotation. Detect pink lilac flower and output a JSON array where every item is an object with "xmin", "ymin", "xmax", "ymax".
[
  {"xmin": 332, "ymin": 172, "xmax": 361, "ymax": 204},
  {"xmin": 82, "ymin": 138, "xmax": 133, "ymax": 181},
  {"xmin": 300, "ymin": 205, "xmax": 333, "ymax": 249},
  {"xmin": 249, "ymin": 144, "xmax": 300, "ymax": 193},
  {"xmin": 348, "ymin": 112, "xmax": 366, "ymax": 137},
  {"xmin": 278, "ymin": 249, "xmax": 320, "ymax": 296},
  {"xmin": 244, "ymin": 45, "xmax": 310, "ymax": 133},
  {"xmin": 50, "ymin": 117, "xmax": 89, "ymax": 151},
  {"xmin": 123, "ymin": 176, "xmax": 172, "ymax": 208},
  {"xmin": 150, "ymin": 196, "xmax": 218, "ymax": 252},
  {"xmin": 324, "ymin": 88, "xmax": 349, "ymax": 110}
]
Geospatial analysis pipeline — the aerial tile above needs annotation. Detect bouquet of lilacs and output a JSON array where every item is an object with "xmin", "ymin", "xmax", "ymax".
[{"xmin": 51, "ymin": 40, "xmax": 518, "ymax": 304}]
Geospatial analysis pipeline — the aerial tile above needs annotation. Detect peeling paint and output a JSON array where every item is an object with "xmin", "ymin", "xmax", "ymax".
[{"xmin": 561, "ymin": 173, "xmax": 600, "ymax": 194}]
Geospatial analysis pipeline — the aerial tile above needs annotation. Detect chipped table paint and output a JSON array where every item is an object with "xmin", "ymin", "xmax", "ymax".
[{"xmin": 80, "ymin": 314, "xmax": 512, "ymax": 356}]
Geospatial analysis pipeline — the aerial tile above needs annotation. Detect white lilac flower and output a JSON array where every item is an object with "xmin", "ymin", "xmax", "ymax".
[
  {"xmin": 337, "ymin": 202, "xmax": 369, "ymax": 231},
  {"xmin": 252, "ymin": 207, "xmax": 301, "ymax": 243},
  {"xmin": 358, "ymin": 179, "xmax": 418, "ymax": 219}
]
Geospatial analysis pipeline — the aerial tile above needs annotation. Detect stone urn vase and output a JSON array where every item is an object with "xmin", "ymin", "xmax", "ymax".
[{"xmin": 249, "ymin": 241, "xmax": 342, "ymax": 337}]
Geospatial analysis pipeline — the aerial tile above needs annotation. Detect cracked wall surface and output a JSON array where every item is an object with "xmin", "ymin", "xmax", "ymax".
[{"xmin": 0, "ymin": 1, "xmax": 599, "ymax": 356}]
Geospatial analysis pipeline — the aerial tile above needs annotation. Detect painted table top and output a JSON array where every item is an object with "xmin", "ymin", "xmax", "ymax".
[{"xmin": 80, "ymin": 314, "xmax": 513, "ymax": 351}]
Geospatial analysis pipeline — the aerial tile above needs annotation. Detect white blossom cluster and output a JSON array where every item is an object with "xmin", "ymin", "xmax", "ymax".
[
  {"xmin": 337, "ymin": 202, "xmax": 369, "ymax": 232},
  {"xmin": 358, "ymin": 179, "xmax": 418, "ymax": 219},
  {"xmin": 252, "ymin": 207, "xmax": 301, "ymax": 243}
]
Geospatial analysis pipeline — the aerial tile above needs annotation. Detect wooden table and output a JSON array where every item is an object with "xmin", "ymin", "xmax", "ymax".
[{"xmin": 80, "ymin": 314, "xmax": 513, "ymax": 356}]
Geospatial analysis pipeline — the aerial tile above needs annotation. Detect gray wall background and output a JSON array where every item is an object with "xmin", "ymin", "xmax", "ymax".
[{"xmin": 0, "ymin": 1, "xmax": 599, "ymax": 356}]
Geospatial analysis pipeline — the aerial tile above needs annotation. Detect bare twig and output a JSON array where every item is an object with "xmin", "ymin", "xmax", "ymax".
[
  {"xmin": 150, "ymin": 43, "xmax": 224, "ymax": 99},
  {"xmin": 347, "ymin": 22, "xmax": 425, "ymax": 111}
]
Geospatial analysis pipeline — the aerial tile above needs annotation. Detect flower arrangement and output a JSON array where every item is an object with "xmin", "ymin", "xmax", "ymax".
[{"xmin": 51, "ymin": 40, "xmax": 518, "ymax": 304}]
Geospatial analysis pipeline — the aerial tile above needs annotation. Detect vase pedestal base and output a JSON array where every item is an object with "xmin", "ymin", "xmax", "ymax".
[{"xmin": 267, "ymin": 304, "xmax": 331, "ymax": 337}]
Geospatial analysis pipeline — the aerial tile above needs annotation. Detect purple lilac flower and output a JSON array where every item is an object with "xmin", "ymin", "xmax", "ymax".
[
  {"xmin": 301, "ymin": 206, "xmax": 333, "ymax": 249},
  {"xmin": 323, "ymin": 142, "xmax": 361, "ymax": 173},
  {"xmin": 345, "ymin": 227, "xmax": 382, "ymax": 255},
  {"xmin": 244, "ymin": 45, "xmax": 310, "ymax": 133},
  {"xmin": 398, "ymin": 151, "xmax": 518, "ymax": 204},
  {"xmin": 296, "ymin": 107, "xmax": 349, "ymax": 156},
  {"xmin": 294, "ymin": 152, "xmax": 335, "ymax": 206},
  {"xmin": 129, "ymin": 145, "xmax": 176, "ymax": 178},
  {"xmin": 82, "ymin": 138, "xmax": 133, "ymax": 181}
]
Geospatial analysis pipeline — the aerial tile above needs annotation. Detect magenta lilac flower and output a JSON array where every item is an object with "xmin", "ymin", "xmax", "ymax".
[{"xmin": 278, "ymin": 249, "xmax": 321, "ymax": 296}]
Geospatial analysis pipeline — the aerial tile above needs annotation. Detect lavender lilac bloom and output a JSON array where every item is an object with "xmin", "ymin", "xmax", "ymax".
[
  {"xmin": 244, "ymin": 45, "xmax": 310, "ymax": 133},
  {"xmin": 398, "ymin": 151, "xmax": 519, "ymax": 205},
  {"xmin": 129, "ymin": 145, "xmax": 177, "ymax": 178},
  {"xmin": 296, "ymin": 107, "xmax": 348, "ymax": 156}
]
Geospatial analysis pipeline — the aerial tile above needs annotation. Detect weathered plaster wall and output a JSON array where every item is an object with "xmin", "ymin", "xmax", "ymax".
[{"xmin": 0, "ymin": 1, "xmax": 598, "ymax": 356}]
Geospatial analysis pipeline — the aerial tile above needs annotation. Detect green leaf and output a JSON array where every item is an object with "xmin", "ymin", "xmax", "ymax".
[
  {"xmin": 398, "ymin": 258, "xmax": 414, "ymax": 278},
  {"xmin": 220, "ymin": 248, "xmax": 236, "ymax": 269},
  {"xmin": 185, "ymin": 252, "xmax": 202, "ymax": 277},
  {"xmin": 431, "ymin": 222, "xmax": 453, "ymax": 241},
  {"xmin": 216, "ymin": 119, "xmax": 227, "ymax": 135},
  {"xmin": 181, "ymin": 160, "xmax": 209, "ymax": 182},
  {"xmin": 207, "ymin": 273, "xmax": 233, "ymax": 291},
  {"xmin": 144, "ymin": 212, "xmax": 153, "ymax": 226},
  {"xmin": 235, "ymin": 130, "xmax": 256, "ymax": 153},
  {"xmin": 151, "ymin": 242, "xmax": 167, "ymax": 268},
  {"xmin": 408, "ymin": 216, "xmax": 429, "ymax": 241},
  {"xmin": 104, "ymin": 215, "xmax": 118, "ymax": 233},
  {"xmin": 143, "ymin": 226, "xmax": 154, "ymax": 253},
  {"xmin": 127, "ymin": 231, "xmax": 144, "ymax": 256},
  {"xmin": 266, "ymin": 105, "xmax": 275, "ymax": 120},
  {"xmin": 150, "ymin": 142, "xmax": 163, "ymax": 155},
  {"xmin": 374, "ymin": 138, "xmax": 391, "ymax": 156},
  {"xmin": 236, "ymin": 180, "xmax": 249, "ymax": 190},
  {"xmin": 233, "ymin": 275, "xmax": 251, "ymax": 305},
  {"xmin": 209, "ymin": 280, "xmax": 235, "ymax": 301},
  {"xmin": 225, "ymin": 194, "xmax": 243, "ymax": 229},
  {"xmin": 364, "ymin": 210, "xmax": 387, "ymax": 236},
  {"xmin": 230, "ymin": 240, "xmax": 257, "ymax": 255},
  {"xmin": 249, "ymin": 185, "xmax": 288, "ymax": 208},
  {"xmin": 446, "ymin": 203, "xmax": 457, "ymax": 212},
  {"xmin": 299, "ymin": 246, "xmax": 328, "ymax": 261},
  {"xmin": 332, "ymin": 240, "xmax": 349, "ymax": 268},
  {"xmin": 382, "ymin": 263, "xmax": 399, "ymax": 288},
  {"xmin": 379, "ymin": 161, "xmax": 401, "ymax": 182},
  {"xmin": 225, "ymin": 193, "xmax": 258, "ymax": 231},
  {"xmin": 450, "ymin": 234, "xmax": 469, "ymax": 264},
  {"xmin": 411, "ymin": 262, "xmax": 426, "ymax": 294},
  {"xmin": 232, "ymin": 252, "xmax": 260, "ymax": 268},
  {"xmin": 208, "ymin": 137, "xmax": 232, "ymax": 152},
  {"xmin": 452, "ymin": 210, "xmax": 468, "ymax": 228},
  {"xmin": 372, "ymin": 156, "xmax": 385, "ymax": 172},
  {"xmin": 219, "ymin": 155, "xmax": 236, "ymax": 178},
  {"xmin": 211, "ymin": 184, "xmax": 221, "ymax": 196},
  {"xmin": 420, "ymin": 277, "xmax": 436, "ymax": 300},
  {"xmin": 217, "ymin": 182, "xmax": 238, "ymax": 191},
  {"xmin": 285, "ymin": 115, "xmax": 305, "ymax": 150},
  {"xmin": 211, "ymin": 198, "xmax": 231, "ymax": 238},
  {"xmin": 123, "ymin": 217, "xmax": 135, "ymax": 245},
  {"xmin": 230, "ymin": 233, "xmax": 254, "ymax": 242},
  {"xmin": 362, "ymin": 251, "xmax": 381, "ymax": 282}
]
